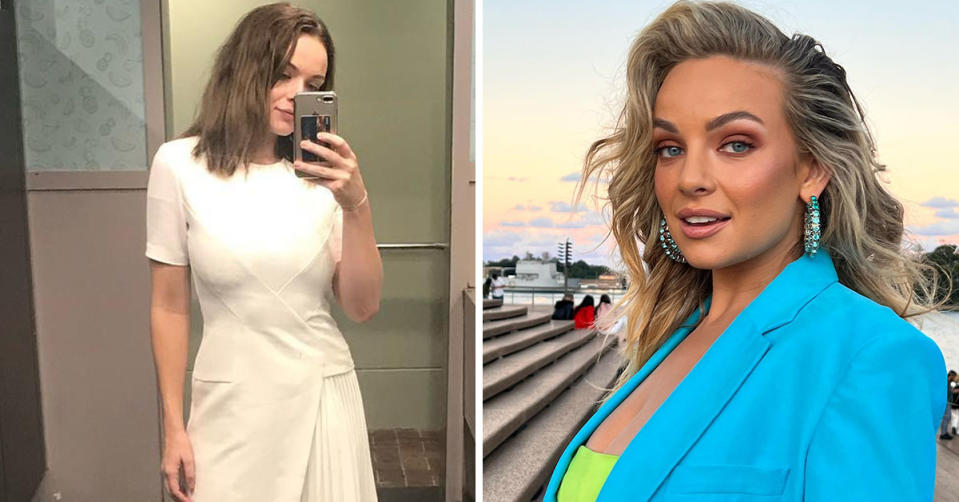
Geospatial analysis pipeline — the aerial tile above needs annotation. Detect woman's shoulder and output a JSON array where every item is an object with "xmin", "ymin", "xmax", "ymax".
[
  {"xmin": 808, "ymin": 282, "xmax": 920, "ymax": 333},
  {"xmin": 151, "ymin": 137, "xmax": 201, "ymax": 172},
  {"xmin": 156, "ymin": 136, "xmax": 199, "ymax": 159},
  {"xmin": 790, "ymin": 281, "xmax": 942, "ymax": 368},
  {"xmin": 152, "ymin": 137, "xmax": 223, "ymax": 185}
]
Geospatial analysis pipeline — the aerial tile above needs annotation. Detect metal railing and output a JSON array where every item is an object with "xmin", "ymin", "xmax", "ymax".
[
  {"xmin": 377, "ymin": 242, "xmax": 449, "ymax": 250},
  {"xmin": 489, "ymin": 286, "xmax": 628, "ymax": 307}
]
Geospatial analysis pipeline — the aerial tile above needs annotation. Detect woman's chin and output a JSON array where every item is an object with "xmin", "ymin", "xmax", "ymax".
[
  {"xmin": 271, "ymin": 121, "xmax": 294, "ymax": 137},
  {"xmin": 676, "ymin": 248, "xmax": 732, "ymax": 271}
]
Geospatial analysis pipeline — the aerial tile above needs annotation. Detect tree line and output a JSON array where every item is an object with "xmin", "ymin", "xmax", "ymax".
[{"xmin": 922, "ymin": 244, "xmax": 959, "ymax": 309}]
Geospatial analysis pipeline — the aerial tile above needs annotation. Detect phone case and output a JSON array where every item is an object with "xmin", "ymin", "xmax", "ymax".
[{"xmin": 293, "ymin": 91, "xmax": 338, "ymax": 178}]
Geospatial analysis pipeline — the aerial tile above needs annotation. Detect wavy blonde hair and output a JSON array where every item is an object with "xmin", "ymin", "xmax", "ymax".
[{"xmin": 579, "ymin": 1, "xmax": 947, "ymax": 385}]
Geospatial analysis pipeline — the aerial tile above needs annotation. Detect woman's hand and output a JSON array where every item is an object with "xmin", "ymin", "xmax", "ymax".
[
  {"xmin": 162, "ymin": 428, "xmax": 195, "ymax": 502},
  {"xmin": 295, "ymin": 133, "xmax": 368, "ymax": 211}
]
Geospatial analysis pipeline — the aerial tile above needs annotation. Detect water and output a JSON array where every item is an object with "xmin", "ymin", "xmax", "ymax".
[
  {"xmin": 913, "ymin": 311, "xmax": 959, "ymax": 372},
  {"xmin": 494, "ymin": 292, "xmax": 959, "ymax": 371}
]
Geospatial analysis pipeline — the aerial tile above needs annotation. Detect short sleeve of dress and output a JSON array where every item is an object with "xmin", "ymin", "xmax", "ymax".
[
  {"xmin": 328, "ymin": 205, "xmax": 343, "ymax": 264},
  {"xmin": 145, "ymin": 144, "xmax": 189, "ymax": 266}
]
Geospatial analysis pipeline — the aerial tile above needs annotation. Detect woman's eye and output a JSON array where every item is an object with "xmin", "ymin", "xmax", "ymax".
[
  {"xmin": 657, "ymin": 145, "xmax": 683, "ymax": 158},
  {"xmin": 720, "ymin": 141, "xmax": 752, "ymax": 154}
]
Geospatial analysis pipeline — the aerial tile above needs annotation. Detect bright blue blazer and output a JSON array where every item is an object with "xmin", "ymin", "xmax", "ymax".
[{"xmin": 544, "ymin": 250, "xmax": 945, "ymax": 501}]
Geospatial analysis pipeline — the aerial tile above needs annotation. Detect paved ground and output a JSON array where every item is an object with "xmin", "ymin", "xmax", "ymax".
[{"xmin": 938, "ymin": 438, "xmax": 959, "ymax": 501}]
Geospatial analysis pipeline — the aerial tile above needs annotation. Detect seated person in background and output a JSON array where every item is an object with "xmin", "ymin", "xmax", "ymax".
[
  {"xmin": 490, "ymin": 272, "xmax": 506, "ymax": 299},
  {"xmin": 573, "ymin": 295, "xmax": 596, "ymax": 329},
  {"xmin": 552, "ymin": 293, "xmax": 575, "ymax": 320},
  {"xmin": 595, "ymin": 294, "xmax": 613, "ymax": 319}
]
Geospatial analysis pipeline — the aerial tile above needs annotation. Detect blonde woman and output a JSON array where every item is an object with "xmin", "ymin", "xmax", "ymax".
[
  {"xmin": 147, "ymin": 4, "xmax": 381, "ymax": 501},
  {"xmin": 545, "ymin": 2, "xmax": 946, "ymax": 501}
]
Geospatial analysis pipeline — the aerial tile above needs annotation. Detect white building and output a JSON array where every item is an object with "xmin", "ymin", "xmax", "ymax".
[{"xmin": 508, "ymin": 260, "xmax": 566, "ymax": 288}]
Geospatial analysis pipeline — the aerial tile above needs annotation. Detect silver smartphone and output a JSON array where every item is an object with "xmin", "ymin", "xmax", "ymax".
[{"xmin": 293, "ymin": 91, "xmax": 338, "ymax": 178}]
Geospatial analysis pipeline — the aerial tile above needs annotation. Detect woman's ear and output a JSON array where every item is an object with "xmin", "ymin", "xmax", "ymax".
[{"xmin": 799, "ymin": 155, "xmax": 831, "ymax": 201}]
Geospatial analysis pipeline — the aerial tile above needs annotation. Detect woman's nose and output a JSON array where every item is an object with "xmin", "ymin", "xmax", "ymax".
[
  {"xmin": 287, "ymin": 79, "xmax": 306, "ymax": 98},
  {"xmin": 676, "ymin": 148, "xmax": 715, "ymax": 196}
]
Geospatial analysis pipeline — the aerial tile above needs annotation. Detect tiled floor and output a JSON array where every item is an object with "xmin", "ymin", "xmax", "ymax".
[{"xmin": 369, "ymin": 428, "xmax": 444, "ymax": 488}]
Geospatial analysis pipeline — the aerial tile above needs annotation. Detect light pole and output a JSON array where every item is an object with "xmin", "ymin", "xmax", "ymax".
[{"xmin": 557, "ymin": 238, "xmax": 572, "ymax": 296}]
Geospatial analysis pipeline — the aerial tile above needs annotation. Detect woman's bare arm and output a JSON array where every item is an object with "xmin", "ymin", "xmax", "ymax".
[
  {"xmin": 333, "ymin": 201, "xmax": 383, "ymax": 322},
  {"xmin": 149, "ymin": 260, "xmax": 192, "ymax": 434},
  {"xmin": 294, "ymin": 132, "xmax": 382, "ymax": 322},
  {"xmin": 150, "ymin": 259, "xmax": 197, "ymax": 499}
]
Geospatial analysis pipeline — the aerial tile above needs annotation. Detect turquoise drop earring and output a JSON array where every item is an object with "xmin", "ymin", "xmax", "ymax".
[
  {"xmin": 659, "ymin": 217, "xmax": 686, "ymax": 263},
  {"xmin": 804, "ymin": 195, "xmax": 821, "ymax": 257}
]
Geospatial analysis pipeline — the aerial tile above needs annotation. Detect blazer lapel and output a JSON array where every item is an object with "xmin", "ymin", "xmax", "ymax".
[
  {"xmin": 598, "ymin": 251, "xmax": 839, "ymax": 500},
  {"xmin": 544, "ymin": 251, "xmax": 840, "ymax": 501},
  {"xmin": 597, "ymin": 309, "xmax": 771, "ymax": 501},
  {"xmin": 542, "ymin": 304, "xmax": 707, "ymax": 501}
]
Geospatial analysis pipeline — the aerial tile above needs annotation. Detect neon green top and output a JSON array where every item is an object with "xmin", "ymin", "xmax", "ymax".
[{"xmin": 556, "ymin": 445, "xmax": 620, "ymax": 502}]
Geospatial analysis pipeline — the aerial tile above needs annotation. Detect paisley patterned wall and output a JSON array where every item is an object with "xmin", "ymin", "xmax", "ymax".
[{"xmin": 15, "ymin": 0, "xmax": 146, "ymax": 171}]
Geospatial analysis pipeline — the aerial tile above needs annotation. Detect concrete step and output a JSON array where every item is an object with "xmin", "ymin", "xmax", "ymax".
[
  {"xmin": 483, "ymin": 349, "xmax": 623, "ymax": 502},
  {"xmin": 483, "ymin": 311, "xmax": 553, "ymax": 340},
  {"xmin": 483, "ymin": 320, "xmax": 575, "ymax": 364},
  {"xmin": 483, "ymin": 329, "xmax": 593, "ymax": 400},
  {"xmin": 484, "ymin": 298, "xmax": 504, "ymax": 309},
  {"xmin": 483, "ymin": 335, "xmax": 617, "ymax": 457},
  {"xmin": 483, "ymin": 304, "xmax": 529, "ymax": 322}
]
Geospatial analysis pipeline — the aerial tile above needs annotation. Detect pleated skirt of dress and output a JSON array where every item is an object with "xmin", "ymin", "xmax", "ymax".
[
  {"xmin": 301, "ymin": 370, "xmax": 378, "ymax": 502},
  {"xmin": 188, "ymin": 370, "xmax": 378, "ymax": 502}
]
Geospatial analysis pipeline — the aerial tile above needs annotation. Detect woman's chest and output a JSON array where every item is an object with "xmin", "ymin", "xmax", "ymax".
[
  {"xmin": 587, "ymin": 322, "xmax": 726, "ymax": 455},
  {"xmin": 181, "ymin": 168, "xmax": 338, "ymax": 292}
]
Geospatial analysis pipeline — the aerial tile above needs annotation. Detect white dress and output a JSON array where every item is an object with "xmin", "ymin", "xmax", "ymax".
[{"xmin": 145, "ymin": 137, "xmax": 378, "ymax": 501}]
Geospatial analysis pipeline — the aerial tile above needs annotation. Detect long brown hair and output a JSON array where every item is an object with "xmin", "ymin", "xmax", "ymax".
[
  {"xmin": 181, "ymin": 2, "xmax": 334, "ymax": 176},
  {"xmin": 577, "ymin": 1, "xmax": 947, "ymax": 387}
]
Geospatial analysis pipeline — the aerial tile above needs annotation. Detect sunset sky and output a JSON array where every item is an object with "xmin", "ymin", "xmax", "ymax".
[{"xmin": 483, "ymin": 1, "xmax": 959, "ymax": 268}]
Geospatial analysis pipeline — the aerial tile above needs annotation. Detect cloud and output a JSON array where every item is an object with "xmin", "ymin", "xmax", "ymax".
[
  {"xmin": 559, "ymin": 172, "xmax": 611, "ymax": 185},
  {"xmin": 484, "ymin": 231, "xmax": 523, "ymax": 246},
  {"xmin": 905, "ymin": 234, "xmax": 959, "ymax": 253},
  {"xmin": 482, "ymin": 228, "xmax": 620, "ymax": 266},
  {"xmin": 549, "ymin": 201, "xmax": 584, "ymax": 213},
  {"xmin": 920, "ymin": 197, "xmax": 959, "ymax": 208},
  {"xmin": 935, "ymin": 208, "xmax": 959, "ymax": 219},
  {"xmin": 501, "ymin": 220, "xmax": 525, "ymax": 227},
  {"xmin": 557, "ymin": 220, "xmax": 587, "ymax": 229},
  {"xmin": 581, "ymin": 211, "xmax": 607, "ymax": 226},
  {"xmin": 530, "ymin": 235, "xmax": 565, "ymax": 246},
  {"xmin": 528, "ymin": 217, "xmax": 555, "ymax": 228},
  {"xmin": 907, "ymin": 220, "xmax": 959, "ymax": 236},
  {"xmin": 513, "ymin": 204, "xmax": 543, "ymax": 212}
]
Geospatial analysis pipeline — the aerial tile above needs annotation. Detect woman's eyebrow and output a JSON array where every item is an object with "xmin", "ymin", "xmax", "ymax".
[
  {"xmin": 705, "ymin": 111, "xmax": 764, "ymax": 131},
  {"xmin": 653, "ymin": 111, "xmax": 764, "ymax": 133},
  {"xmin": 653, "ymin": 118, "xmax": 679, "ymax": 133}
]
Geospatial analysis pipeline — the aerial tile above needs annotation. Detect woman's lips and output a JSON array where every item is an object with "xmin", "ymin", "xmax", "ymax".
[
  {"xmin": 679, "ymin": 217, "xmax": 731, "ymax": 239},
  {"xmin": 278, "ymin": 109, "xmax": 294, "ymax": 120}
]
